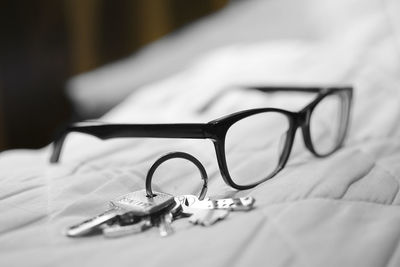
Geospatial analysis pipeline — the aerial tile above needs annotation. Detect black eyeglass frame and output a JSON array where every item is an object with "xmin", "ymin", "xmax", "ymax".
[{"xmin": 50, "ymin": 86, "xmax": 353, "ymax": 190}]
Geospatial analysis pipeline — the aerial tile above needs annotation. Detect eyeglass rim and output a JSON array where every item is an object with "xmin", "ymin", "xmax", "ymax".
[{"xmin": 211, "ymin": 87, "xmax": 353, "ymax": 189}]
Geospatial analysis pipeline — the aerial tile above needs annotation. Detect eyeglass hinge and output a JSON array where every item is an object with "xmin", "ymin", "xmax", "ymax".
[{"xmin": 297, "ymin": 110, "xmax": 309, "ymax": 126}]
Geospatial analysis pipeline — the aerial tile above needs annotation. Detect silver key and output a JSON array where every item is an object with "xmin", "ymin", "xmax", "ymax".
[
  {"xmin": 201, "ymin": 196, "xmax": 255, "ymax": 211},
  {"xmin": 177, "ymin": 195, "xmax": 255, "ymax": 226},
  {"xmin": 188, "ymin": 209, "xmax": 229, "ymax": 226},
  {"xmin": 102, "ymin": 191, "xmax": 178, "ymax": 238},
  {"xmin": 65, "ymin": 207, "xmax": 124, "ymax": 237},
  {"xmin": 179, "ymin": 195, "xmax": 255, "ymax": 213},
  {"xmin": 65, "ymin": 189, "xmax": 175, "ymax": 237},
  {"xmin": 102, "ymin": 196, "xmax": 179, "ymax": 238}
]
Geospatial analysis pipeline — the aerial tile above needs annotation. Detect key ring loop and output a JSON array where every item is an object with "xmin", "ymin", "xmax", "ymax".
[{"xmin": 146, "ymin": 152, "xmax": 208, "ymax": 200}]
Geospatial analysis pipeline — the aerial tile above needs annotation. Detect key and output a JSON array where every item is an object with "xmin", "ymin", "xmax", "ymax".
[
  {"xmin": 179, "ymin": 195, "xmax": 255, "ymax": 213},
  {"xmin": 188, "ymin": 209, "xmax": 229, "ymax": 226},
  {"xmin": 203, "ymin": 196, "xmax": 255, "ymax": 211},
  {"xmin": 102, "ymin": 198, "xmax": 178, "ymax": 238},
  {"xmin": 65, "ymin": 207, "xmax": 126, "ymax": 237},
  {"xmin": 102, "ymin": 191, "xmax": 178, "ymax": 238},
  {"xmin": 103, "ymin": 217, "xmax": 152, "ymax": 238},
  {"xmin": 65, "ymin": 189, "xmax": 175, "ymax": 237},
  {"xmin": 176, "ymin": 195, "xmax": 254, "ymax": 227}
]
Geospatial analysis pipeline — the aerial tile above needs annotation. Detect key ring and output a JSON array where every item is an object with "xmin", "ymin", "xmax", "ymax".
[{"xmin": 145, "ymin": 152, "xmax": 208, "ymax": 200}]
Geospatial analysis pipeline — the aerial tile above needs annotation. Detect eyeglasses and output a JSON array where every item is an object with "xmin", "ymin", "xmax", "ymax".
[{"xmin": 50, "ymin": 85, "xmax": 353, "ymax": 190}]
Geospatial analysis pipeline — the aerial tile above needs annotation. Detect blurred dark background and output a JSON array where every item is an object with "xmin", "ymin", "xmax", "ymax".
[{"xmin": 0, "ymin": 0, "xmax": 228, "ymax": 151}]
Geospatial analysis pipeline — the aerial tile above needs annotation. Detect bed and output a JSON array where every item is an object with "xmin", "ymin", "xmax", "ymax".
[{"xmin": 1, "ymin": 0, "xmax": 400, "ymax": 266}]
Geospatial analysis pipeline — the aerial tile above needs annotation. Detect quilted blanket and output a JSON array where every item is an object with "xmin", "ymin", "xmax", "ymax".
[{"xmin": 1, "ymin": 0, "xmax": 400, "ymax": 266}]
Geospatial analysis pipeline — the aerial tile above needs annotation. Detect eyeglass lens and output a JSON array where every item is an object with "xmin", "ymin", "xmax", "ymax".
[
  {"xmin": 309, "ymin": 92, "xmax": 349, "ymax": 155},
  {"xmin": 224, "ymin": 111, "xmax": 290, "ymax": 186}
]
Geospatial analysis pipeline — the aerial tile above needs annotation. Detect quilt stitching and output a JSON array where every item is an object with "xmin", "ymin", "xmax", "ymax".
[
  {"xmin": 339, "ymin": 162, "xmax": 375, "ymax": 200},
  {"xmin": 354, "ymin": 148, "xmax": 400, "ymax": 205}
]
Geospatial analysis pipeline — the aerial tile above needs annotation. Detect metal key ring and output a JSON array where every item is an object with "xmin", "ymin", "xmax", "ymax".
[{"xmin": 145, "ymin": 152, "xmax": 208, "ymax": 200}]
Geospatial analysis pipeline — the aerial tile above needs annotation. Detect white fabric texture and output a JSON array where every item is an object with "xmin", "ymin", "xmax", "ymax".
[{"xmin": 1, "ymin": 0, "xmax": 400, "ymax": 266}]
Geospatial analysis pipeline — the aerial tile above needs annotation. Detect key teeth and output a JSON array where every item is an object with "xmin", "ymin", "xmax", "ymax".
[{"xmin": 103, "ymin": 220, "xmax": 152, "ymax": 238}]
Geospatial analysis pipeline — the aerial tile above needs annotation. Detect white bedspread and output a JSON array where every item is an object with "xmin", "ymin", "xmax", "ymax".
[{"xmin": 1, "ymin": 0, "xmax": 400, "ymax": 266}]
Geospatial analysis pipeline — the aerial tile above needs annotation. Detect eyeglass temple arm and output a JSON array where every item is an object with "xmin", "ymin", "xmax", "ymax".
[
  {"xmin": 50, "ymin": 123, "xmax": 209, "ymax": 163},
  {"xmin": 244, "ymin": 86, "xmax": 329, "ymax": 93},
  {"xmin": 198, "ymin": 86, "xmax": 329, "ymax": 113}
]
